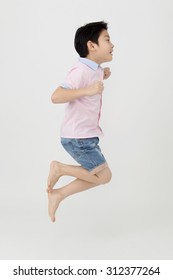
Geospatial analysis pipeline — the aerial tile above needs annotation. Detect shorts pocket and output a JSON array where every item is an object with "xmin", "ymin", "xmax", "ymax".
[{"xmin": 76, "ymin": 137, "xmax": 99, "ymax": 150}]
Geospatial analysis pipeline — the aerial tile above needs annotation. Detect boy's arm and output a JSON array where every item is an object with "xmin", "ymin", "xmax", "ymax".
[{"xmin": 51, "ymin": 81, "xmax": 104, "ymax": 104}]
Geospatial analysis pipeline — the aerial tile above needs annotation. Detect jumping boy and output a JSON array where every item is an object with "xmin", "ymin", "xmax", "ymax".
[{"xmin": 47, "ymin": 21, "xmax": 114, "ymax": 222}]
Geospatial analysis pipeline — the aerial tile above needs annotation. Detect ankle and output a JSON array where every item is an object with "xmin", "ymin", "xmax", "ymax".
[{"xmin": 56, "ymin": 189, "xmax": 66, "ymax": 201}]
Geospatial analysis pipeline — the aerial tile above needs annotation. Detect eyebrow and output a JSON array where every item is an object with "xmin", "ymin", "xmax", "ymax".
[{"xmin": 104, "ymin": 35, "xmax": 110, "ymax": 39}]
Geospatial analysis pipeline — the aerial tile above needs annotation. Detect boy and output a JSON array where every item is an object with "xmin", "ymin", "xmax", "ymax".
[{"xmin": 47, "ymin": 21, "xmax": 114, "ymax": 222}]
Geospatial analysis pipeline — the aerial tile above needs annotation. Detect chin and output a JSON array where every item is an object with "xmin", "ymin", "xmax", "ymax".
[{"xmin": 107, "ymin": 56, "xmax": 113, "ymax": 62}]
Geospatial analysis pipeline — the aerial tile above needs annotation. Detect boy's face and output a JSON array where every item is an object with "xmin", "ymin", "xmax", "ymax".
[{"xmin": 88, "ymin": 30, "xmax": 114, "ymax": 64}]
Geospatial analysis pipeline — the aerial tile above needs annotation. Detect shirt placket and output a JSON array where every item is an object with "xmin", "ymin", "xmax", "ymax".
[{"xmin": 97, "ymin": 67, "xmax": 104, "ymax": 131}]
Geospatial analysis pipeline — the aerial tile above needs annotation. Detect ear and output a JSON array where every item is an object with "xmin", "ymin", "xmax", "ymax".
[{"xmin": 87, "ymin": 40, "xmax": 97, "ymax": 52}]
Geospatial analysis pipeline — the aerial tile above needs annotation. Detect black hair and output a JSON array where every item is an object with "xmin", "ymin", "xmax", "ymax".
[{"xmin": 74, "ymin": 21, "xmax": 108, "ymax": 57}]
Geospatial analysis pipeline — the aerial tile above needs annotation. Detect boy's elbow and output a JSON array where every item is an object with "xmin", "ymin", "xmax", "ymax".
[
  {"xmin": 51, "ymin": 88, "xmax": 61, "ymax": 104},
  {"xmin": 51, "ymin": 94, "xmax": 57, "ymax": 104}
]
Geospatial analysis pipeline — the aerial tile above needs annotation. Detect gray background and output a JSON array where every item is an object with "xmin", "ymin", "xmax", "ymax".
[{"xmin": 0, "ymin": 0, "xmax": 173, "ymax": 259}]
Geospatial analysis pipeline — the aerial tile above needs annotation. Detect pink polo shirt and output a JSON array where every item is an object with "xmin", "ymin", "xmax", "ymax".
[{"xmin": 60, "ymin": 57, "xmax": 104, "ymax": 138}]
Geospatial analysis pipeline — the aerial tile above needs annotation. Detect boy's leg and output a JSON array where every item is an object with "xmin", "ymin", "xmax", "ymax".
[
  {"xmin": 47, "ymin": 161, "xmax": 112, "ymax": 192},
  {"xmin": 48, "ymin": 179, "xmax": 98, "ymax": 222}
]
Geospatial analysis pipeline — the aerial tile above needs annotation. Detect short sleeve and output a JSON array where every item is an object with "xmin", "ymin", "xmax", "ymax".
[{"xmin": 60, "ymin": 66, "xmax": 86, "ymax": 89}]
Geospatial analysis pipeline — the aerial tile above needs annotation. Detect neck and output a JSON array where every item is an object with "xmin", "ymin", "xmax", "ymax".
[{"xmin": 86, "ymin": 54, "xmax": 100, "ymax": 65}]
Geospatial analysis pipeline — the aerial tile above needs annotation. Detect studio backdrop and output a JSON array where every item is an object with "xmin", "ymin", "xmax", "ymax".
[{"xmin": 0, "ymin": 0, "xmax": 173, "ymax": 259}]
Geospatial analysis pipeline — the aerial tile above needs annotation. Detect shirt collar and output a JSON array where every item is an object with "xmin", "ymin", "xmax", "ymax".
[{"xmin": 79, "ymin": 57, "xmax": 99, "ymax": 70}]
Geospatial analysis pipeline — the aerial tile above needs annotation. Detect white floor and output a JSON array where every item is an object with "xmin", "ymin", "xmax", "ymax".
[{"xmin": 1, "ymin": 185, "xmax": 173, "ymax": 260}]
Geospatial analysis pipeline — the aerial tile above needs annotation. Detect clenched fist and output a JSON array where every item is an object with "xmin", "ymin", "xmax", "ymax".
[
  {"xmin": 103, "ymin": 67, "xmax": 111, "ymax": 79},
  {"xmin": 85, "ymin": 81, "xmax": 104, "ymax": 96}
]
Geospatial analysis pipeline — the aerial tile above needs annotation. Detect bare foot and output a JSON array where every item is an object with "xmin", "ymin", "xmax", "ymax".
[
  {"xmin": 48, "ymin": 189, "xmax": 63, "ymax": 222},
  {"xmin": 47, "ymin": 161, "xmax": 62, "ymax": 193}
]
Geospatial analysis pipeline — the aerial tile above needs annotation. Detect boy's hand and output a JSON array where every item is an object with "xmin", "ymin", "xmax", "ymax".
[
  {"xmin": 103, "ymin": 67, "xmax": 111, "ymax": 79},
  {"xmin": 85, "ymin": 81, "xmax": 104, "ymax": 96}
]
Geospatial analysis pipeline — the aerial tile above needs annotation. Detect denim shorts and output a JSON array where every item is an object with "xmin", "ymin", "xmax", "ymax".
[{"xmin": 61, "ymin": 137, "xmax": 107, "ymax": 172}]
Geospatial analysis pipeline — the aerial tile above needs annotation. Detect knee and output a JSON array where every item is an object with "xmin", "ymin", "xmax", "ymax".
[
  {"xmin": 100, "ymin": 168, "xmax": 112, "ymax": 185},
  {"xmin": 105, "ymin": 169, "xmax": 112, "ymax": 184}
]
